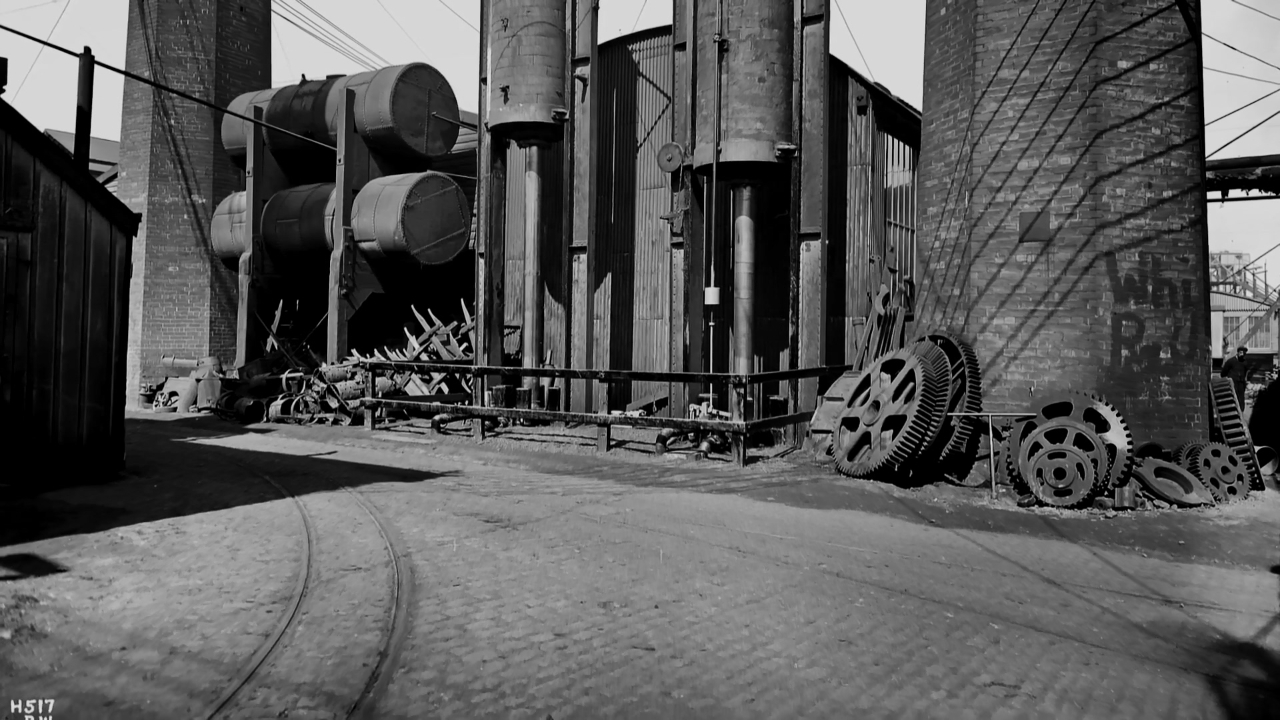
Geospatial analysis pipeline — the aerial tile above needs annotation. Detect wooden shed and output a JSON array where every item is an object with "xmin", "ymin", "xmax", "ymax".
[{"xmin": 0, "ymin": 97, "xmax": 139, "ymax": 475}]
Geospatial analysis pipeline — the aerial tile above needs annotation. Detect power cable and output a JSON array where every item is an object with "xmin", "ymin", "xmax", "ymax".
[
  {"xmin": 1205, "ymin": 66, "xmax": 1280, "ymax": 85},
  {"xmin": 833, "ymin": 0, "xmax": 875, "ymax": 82},
  {"xmin": 0, "ymin": 0, "xmax": 58, "ymax": 17},
  {"xmin": 1230, "ymin": 0, "xmax": 1280, "ymax": 25},
  {"xmin": 631, "ymin": 0, "xmax": 652, "ymax": 32},
  {"xmin": 272, "ymin": 21, "xmax": 295, "ymax": 82},
  {"xmin": 0, "ymin": 21, "xmax": 335, "ymax": 151},
  {"xmin": 273, "ymin": 8, "xmax": 374, "ymax": 69},
  {"xmin": 1207, "ymin": 86, "xmax": 1280, "ymax": 126},
  {"xmin": 290, "ymin": 0, "xmax": 390, "ymax": 66},
  {"xmin": 273, "ymin": 2, "xmax": 380, "ymax": 70},
  {"xmin": 1204, "ymin": 32, "xmax": 1280, "ymax": 76},
  {"xmin": 375, "ymin": 0, "xmax": 434, "ymax": 62},
  {"xmin": 435, "ymin": 0, "xmax": 479, "ymax": 34},
  {"xmin": 1207, "ymin": 104, "xmax": 1280, "ymax": 158},
  {"xmin": 11, "ymin": 0, "xmax": 70, "ymax": 101}
]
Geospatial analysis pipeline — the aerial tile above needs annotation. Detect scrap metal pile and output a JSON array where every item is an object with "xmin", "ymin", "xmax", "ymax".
[
  {"xmin": 807, "ymin": 336, "xmax": 1275, "ymax": 511},
  {"xmin": 147, "ymin": 302, "xmax": 476, "ymax": 425}
]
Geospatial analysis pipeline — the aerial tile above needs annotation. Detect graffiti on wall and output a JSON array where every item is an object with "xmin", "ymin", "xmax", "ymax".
[{"xmin": 1104, "ymin": 251, "xmax": 1202, "ymax": 399}]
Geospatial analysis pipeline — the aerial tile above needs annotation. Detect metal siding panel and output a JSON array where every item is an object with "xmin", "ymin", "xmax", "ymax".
[
  {"xmin": 846, "ymin": 77, "xmax": 875, "ymax": 361},
  {"xmin": 83, "ymin": 208, "xmax": 116, "ymax": 451},
  {"xmin": 109, "ymin": 224, "xmax": 131, "ymax": 467},
  {"xmin": 30, "ymin": 163, "xmax": 62, "ymax": 441},
  {"xmin": 56, "ymin": 188, "xmax": 88, "ymax": 449}
]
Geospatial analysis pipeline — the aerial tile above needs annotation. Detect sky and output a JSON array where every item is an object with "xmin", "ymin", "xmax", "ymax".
[{"xmin": 0, "ymin": 0, "xmax": 1276, "ymax": 284}]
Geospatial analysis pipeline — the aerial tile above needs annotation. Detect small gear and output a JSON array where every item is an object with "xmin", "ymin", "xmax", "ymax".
[
  {"xmin": 915, "ymin": 331, "xmax": 984, "ymax": 482},
  {"xmin": 1187, "ymin": 441, "xmax": 1251, "ymax": 503},
  {"xmin": 1174, "ymin": 440, "xmax": 1207, "ymax": 469},
  {"xmin": 831, "ymin": 343, "xmax": 951, "ymax": 479},
  {"xmin": 1011, "ymin": 418, "xmax": 1108, "ymax": 507}
]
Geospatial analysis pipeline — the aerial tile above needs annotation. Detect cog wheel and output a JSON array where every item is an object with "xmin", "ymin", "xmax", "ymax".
[
  {"xmin": 1005, "ymin": 391, "xmax": 1133, "ymax": 489},
  {"xmin": 1173, "ymin": 441, "xmax": 1207, "ymax": 469},
  {"xmin": 1011, "ymin": 418, "xmax": 1108, "ymax": 507},
  {"xmin": 831, "ymin": 343, "xmax": 951, "ymax": 479},
  {"xmin": 1210, "ymin": 377, "xmax": 1264, "ymax": 490},
  {"xmin": 1187, "ymin": 442, "xmax": 1251, "ymax": 503},
  {"xmin": 915, "ymin": 331, "xmax": 984, "ymax": 481},
  {"xmin": 805, "ymin": 370, "xmax": 864, "ymax": 464}
]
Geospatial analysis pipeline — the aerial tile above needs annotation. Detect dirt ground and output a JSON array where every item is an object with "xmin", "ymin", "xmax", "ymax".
[{"xmin": 1, "ymin": 412, "xmax": 1277, "ymax": 720}]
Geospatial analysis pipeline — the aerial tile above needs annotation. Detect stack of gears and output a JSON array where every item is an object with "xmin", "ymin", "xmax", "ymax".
[{"xmin": 806, "ymin": 336, "xmax": 1272, "ymax": 510}]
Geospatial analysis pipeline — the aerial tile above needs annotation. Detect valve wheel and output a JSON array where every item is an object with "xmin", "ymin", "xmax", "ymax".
[
  {"xmin": 832, "ymin": 343, "xmax": 951, "ymax": 479},
  {"xmin": 1011, "ymin": 418, "xmax": 1107, "ymax": 507},
  {"xmin": 1187, "ymin": 441, "xmax": 1251, "ymax": 503}
]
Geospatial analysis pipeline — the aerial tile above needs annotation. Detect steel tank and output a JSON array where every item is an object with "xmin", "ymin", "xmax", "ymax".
[
  {"xmin": 693, "ymin": 0, "xmax": 794, "ymax": 170},
  {"xmin": 487, "ymin": 0, "xmax": 567, "ymax": 143},
  {"xmin": 261, "ymin": 183, "xmax": 338, "ymax": 255},
  {"xmin": 350, "ymin": 172, "xmax": 471, "ymax": 265},
  {"xmin": 264, "ymin": 75, "xmax": 343, "ymax": 158},
  {"xmin": 220, "ymin": 87, "xmax": 282, "ymax": 168},
  {"xmin": 322, "ymin": 63, "xmax": 462, "ymax": 159},
  {"xmin": 211, "ymin": 191, "xmax": 249, "ymax": 260}
]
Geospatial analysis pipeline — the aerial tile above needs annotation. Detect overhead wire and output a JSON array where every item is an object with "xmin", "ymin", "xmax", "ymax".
[
  {"xmin": 435, "ymin": 0, "xmax": 479, "ymax": 34},
  {"xmin": 272, "ymin": 9, "xmax": 374, "ymax": 69},
  {"xmin": 272, "ymin": 21, "xmax": 296, "ymax": 82},
  {"xmin": 631, "ymin": 0, "xmax": 652, "ymax": 32},
  {"xmin": 1230, "ymin": 0, "xmax": 1280, "ymax": 25},
  {"xmin": 0, "ymin": 21, "xmax": 335, "ymax": 151},
  {"xmin": 291, "ymin": 0, "xmax": 390, "ymax": 66},
  {"xmin": 1208, "ymin": 104, "xmax": 1280, "ymax": 158},
  {"xmin": 1205, "ymin": 66, "xmax": 1280, "ymax": 85},
  {"xmin": 1204, "ymin": 32, "xmax": 1280, "ymax": 76},
  {"xmin": 375, "ymin": 0, "xmax": 435, "ymax": 62},
  {"xmin": 12, "ymin": 0, "xmax": 70, "ymax": 101},
  {"xmin": 1207, "ymin": 86, "xmax": 1280, "ymax": 126},
  {"xmin": 0, "ymin": 0, "xmax": 59, "ymax": 17},
  {"xmin": 833, "ymin": 0, "xmax": 875, "ymax": 82},
  {"xmin": 272, "ymin": 1, "xmax": 380, "ymax": 70}
]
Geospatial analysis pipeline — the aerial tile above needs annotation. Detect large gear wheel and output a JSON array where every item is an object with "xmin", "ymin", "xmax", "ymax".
[
  {"xmin": 914, "ymin": 331, "xmax": 984, "ymax": 481},
  {"xmin": 1007, "ymin": 391, "xmax": 1133, "ymax": 489},
  {"xmin": 805, "ymin": 370, "xmax": 864, "ymax": 463},
  {"xmin": 1210, "ymin": 377, "xmax": 1264, "ymax": 490},
  {"xmin": 1011, "ymin": 418, "xmax": 1108, "ymax": 507},
  {"xmin": 831, "ymin": 343, "xmax": 951, "ymax": 479},
  {"xmin": 1186, "ymin": 442, "xmax": 1251, "ymax": 503}
]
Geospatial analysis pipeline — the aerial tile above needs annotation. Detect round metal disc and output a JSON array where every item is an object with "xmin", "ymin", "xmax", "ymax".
[
  {"xmin": 1189, "ymin": 441, "xmax": 1251, "ymax": 503},
  {"xmin": 656, "ymin": 142, "xmax": 684, "ymax": 173},
  {"xmin": 1012, "ymin": 418, "xmax": 1107, "ymax": 507}
]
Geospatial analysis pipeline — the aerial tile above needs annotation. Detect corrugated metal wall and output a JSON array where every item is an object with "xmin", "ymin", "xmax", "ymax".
[
  {"xmin": 594, "ymin": 30, "xmax": 675, "ymax": 406},
  {"xmin": 0, "ymin": 124, "xmax": 133, "ymax": 471}
]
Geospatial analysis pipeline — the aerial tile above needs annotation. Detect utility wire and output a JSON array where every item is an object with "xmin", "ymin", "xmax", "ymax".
[
  {"xmin": 1207, "ymin": 86, "xmax": 1280, "ymax": 126},
  {"xmin": 435, "ymin": 0, "xmax": 479, "ymax": 34},
  {"xmin": 273, "ymin": 2, "xmax": 380, "ymax": 70},
  {"xmin": 12, "ymin": 0, "xmax": 70, "ymax": 101},
  {"xmin": 272, "ymin": 22, "xmax": 295, "ymax": 82},
  {"xmin": 1205, "ymin": 66, "xmax": 1280, "ymax": 85},
  {"xmin": 1231, "ymin": 0, "xmax": 1280, "ymax": 25},
  {"xmin": 1204, "ymin": 32, "xmax": 1280, "ymax": 76},
  {"xmin": 833, "ymin": 0, "xmax": 875, "ymax": 82},
  {"xmin": 631, "ymin": 0, "xmax": 652, "ymax": 32},
  {"xmin": 272, "ymin": 7, "xmax": 373, "ymax": 69},
  {"xmin": 0, "ymin": 0, "xmax": 59, "ymax": 17},
  {"xmin": 375, "ymin": 0, "xmax": 434, "ymax": 61},
  {"xmin": 291, "ymin": 0, "xmax": 390, "ymax": 66},
  {"xmin": 0, "ymin": 21, "xmax": 335, "ymax": 151},
  {"xmin": 1208, "ymin": 104, "xmax": 1280, "ymax": 158}
]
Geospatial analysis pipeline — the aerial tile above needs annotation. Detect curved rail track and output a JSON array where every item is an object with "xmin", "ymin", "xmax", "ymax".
[{"xmin": 201, "ymin": 463, "xmax": 414, "ymax": 720}]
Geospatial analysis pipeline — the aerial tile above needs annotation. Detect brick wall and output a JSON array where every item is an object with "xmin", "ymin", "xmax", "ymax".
[
  {"xmin": 919, "ymin": 0, "xmax": 1209, "ymax": 445},
  {"xmin": 121, "ymin": 0, "xmax": 269, "ymax": 400}
]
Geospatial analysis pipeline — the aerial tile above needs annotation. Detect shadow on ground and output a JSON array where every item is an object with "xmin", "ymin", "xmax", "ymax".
[{"xmin": 0, "ymin": 415, "xmax": 454, "ymax": 549}]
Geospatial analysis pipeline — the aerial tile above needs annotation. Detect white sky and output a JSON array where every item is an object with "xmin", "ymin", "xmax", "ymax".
[{"xmin": 1, "ymin": 0, "xmax": 1277, "ymax": 284}]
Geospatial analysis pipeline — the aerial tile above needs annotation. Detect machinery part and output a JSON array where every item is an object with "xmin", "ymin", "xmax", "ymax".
[
  {"xmin": 1186, "ymin": 442, "xmax": 1251, "ymax": 503},
  {"xmin": 1134, "ymin": 441, "xmax": 1171, "ymax": 462},
  {"xmin": 951, "ymin": 422, "xmax": 1011, "ymax": 488},
  {"xmin": 263, "ymin": 75, "xmax": 342, "ymax": 158},
  {"xmin": 488, "ymin": 0, "xmax": 567, "ymax": 142},
  {"xmin": 323, "ymin": 63, "xmax": 461, "ymax": 159},
  {"xmin": 805, "ymin": 370, "xmax": 863, "ymax": 464},
  {"xmin": 830, "ymin": 343, "xmax": 950, "ymax": 479},
  {"xmin": 1133, "ymin": 457, "xmax": 1215, "ymax": 508},
  {"xmin": 351, "ymin": 172, "xmax": 472, "ymax": 265},
  {"xmin": 1012, "ymin": 418, "xmax": 1108, "ymax": 507},
  {"xmin": 1210, "ymin": 376, "xmax": 1264, "ymax": 490},
  {"xmin": 261, "ymin": 183, "xmax": 338, "ymax": 255},
  {"xmin": 220, "ymin": 87, "xmax": 284, "ymax": 168},
  {"xmin": 1257, "ymin": 445, "xmax": 1279, "ymax": 476},
  {"xmin": 693, "ymin": 0, "xmax": 793, "ymax": 169},
  {"xmin": 654, "ymin": 428, "xmax": 680, "ymax": 455},
  {"xmin": 914, "ymin": 331, "xmax": 984, "ymax": 478},
  {"xmin": 1013, "ymin": 391, "xmax": 1134, "ymax": 489},
  {"xmin": 656, "ymin": 142, "xmax": 684, "ymax": 173},
  {"xmin": 211, "ymin": 191, "xmax": 249, "ymax": 260},
  {"xmin": 1173, "ymin": 440, "xmax": 1207, "ymax": 469}
]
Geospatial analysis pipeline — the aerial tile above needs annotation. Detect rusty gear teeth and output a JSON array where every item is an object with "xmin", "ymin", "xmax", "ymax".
[
  {"xmin": 915, "ymin": 331, "xmax": 984, "ymax": 483},
  {"xmin": 1186, "ymin": 441, "xmax": 1251, "ymax": 503}
]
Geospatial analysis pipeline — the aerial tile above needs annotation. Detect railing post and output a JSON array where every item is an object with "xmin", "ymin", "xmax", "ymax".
[
  {"xmin": 472, "ymin": 367, "xmax": 486, "ymax": 440},
  {"xmin": 732, "ymin": 376, "xmax": 747, "ymax": 467},
  {"xmin": 364, "ymin": 366, "xmax": 378, "ymax": 431},
  {"xmin": 596, "ymin": 382, "xmax": 611, "ymax": 453}
]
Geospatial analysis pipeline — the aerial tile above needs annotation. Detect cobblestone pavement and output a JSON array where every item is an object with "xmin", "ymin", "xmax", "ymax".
[{"xmin": 1, "ymin": 416, "xmax": 1278, "ymax": 720}]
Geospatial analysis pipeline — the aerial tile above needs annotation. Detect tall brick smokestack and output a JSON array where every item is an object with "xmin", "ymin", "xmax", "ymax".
[
  {"xmin": 120, "ymin": 0, "xmax": 270, "ymax": 400},
  {"xmin": 916, "ymin": 0, "xmax": 1211, "ymax": 446}
]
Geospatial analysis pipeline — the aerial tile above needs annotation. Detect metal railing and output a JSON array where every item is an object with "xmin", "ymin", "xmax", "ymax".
[{"xmin": 355, "ymin": 360, "xmax": 855, "ymax": 466}]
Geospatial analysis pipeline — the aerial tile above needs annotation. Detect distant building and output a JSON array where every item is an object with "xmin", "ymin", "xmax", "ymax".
[
  {"xmin": 42, "ymin": 129, "xmax": 119, "ymax": 194},
  {"xmin": 1209, "ymin": 252, "xmax": 1278, "ymax": 361}
]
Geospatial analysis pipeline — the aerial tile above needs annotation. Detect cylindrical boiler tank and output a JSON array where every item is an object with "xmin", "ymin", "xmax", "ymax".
[
  {"xmin": 261, "ymin": 183, "xmax": 338, "ymax": 255},
  {"xmin": 692, "ymin": 0, "xmax": 794, "ymax": 170},
  {"xmin": 263, "ymin": 75, "xmax": 343, "ymax": 157},
  {"xmin": 211, "ymin": 191, "xmax": 249, "ymax": 260},
  {"xmin": 350, "ymin": 172, "xmax": 471, "ymax": 265},
  {"xmin": 487, "ymin": 0, "xmax": 567, "ymax": 143},
  {"xmin": 428, "ymin": 109, "xmax": 479, "ymax": 208},
  {"xmin": 221, "ymin": 87, "xmax": 283, "ymax": 169},
  {"xmin": 322, "ymin": 63, "xmax": 461, "ymax": 159}
]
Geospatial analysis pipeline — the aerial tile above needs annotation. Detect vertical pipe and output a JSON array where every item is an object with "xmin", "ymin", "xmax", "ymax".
[
  {"xmin": 733, "ymin": 183, "xmax": 755, "ymax": 379},
  {"xmin": 523, "ymin": 143, "xmax": 544, "ymax": 404},
  {"xmin": 75, "ymin": 46, "xmax": 95, "ymax": 170}
]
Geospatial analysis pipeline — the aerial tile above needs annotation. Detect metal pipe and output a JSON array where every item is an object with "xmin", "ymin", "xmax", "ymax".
[
  {"xmin": 75, "ymin": 46, "xmax": 94, "ymax": 170},
  {"xmin": 732, "ymin": 183, "xmax": 755, "ymax": 379},
  {"xmin": 523, "ymin": 142, "xmax": 544, "ymax": 405},
  {"xmin": 709, "ymin": 0, "xmax": 725, "ymax": 397}
]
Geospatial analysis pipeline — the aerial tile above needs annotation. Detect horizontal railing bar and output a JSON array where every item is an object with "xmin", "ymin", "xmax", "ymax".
[
  {"xmin": 360, "ymin": 360, "xmax": 849, "ymax": 386},
  {"xmin": 370, "ymin": 398, "xmax": 748, "ymax": 433}
]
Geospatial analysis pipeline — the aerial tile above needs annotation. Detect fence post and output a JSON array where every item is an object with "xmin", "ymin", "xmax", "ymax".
[
  {"xmin": 597, "ymin": 382, "xmax": 611, "ymax": 453},
  {"xmin": 364, "ymin": 366, "xmax": 378, "ymax": 430}
]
